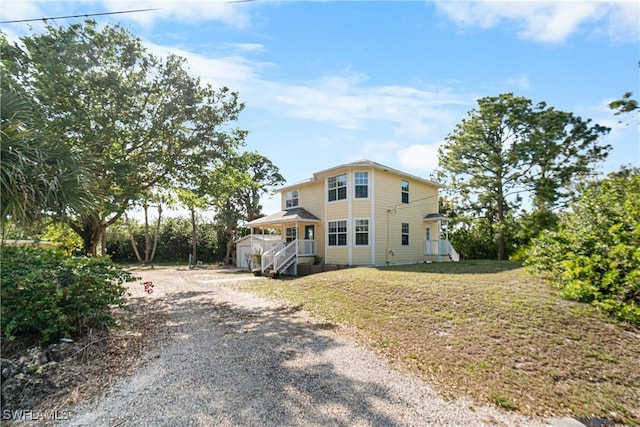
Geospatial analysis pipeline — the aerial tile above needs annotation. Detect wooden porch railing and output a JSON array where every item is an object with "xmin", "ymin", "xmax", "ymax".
[
  {"xmin": 424, "ymin": 239, "xmax": 460, "ymax": 262},
  {"xmin": 298, "ymin": 239, "xmax": 316, "ymax": 256},
  {"xmin": 274, "ymin": 239, "xmax": 298, "ymax": 274},
  {"xmin": 261, "ymin": 240, "xmax": 285, "ymax": 273}
]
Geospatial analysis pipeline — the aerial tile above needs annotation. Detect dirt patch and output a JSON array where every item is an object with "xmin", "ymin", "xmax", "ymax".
[{"xmin": 1, "ymin": 290, "xmax": 168, "ymax": 424}]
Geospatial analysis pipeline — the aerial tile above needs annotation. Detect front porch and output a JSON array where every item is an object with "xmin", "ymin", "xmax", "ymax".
[
  {"xmin": 260, "ymin": 238, "xmax": 317, "ymax": 276},
  {"xmin": 244, "ymin": 207, "xmax": 321, "ymax": 275}
]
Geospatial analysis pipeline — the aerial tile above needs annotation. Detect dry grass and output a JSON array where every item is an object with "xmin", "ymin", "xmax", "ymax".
[{"xmin": 236, "ymin": 261, "xmax": 640, "ymax": 425}]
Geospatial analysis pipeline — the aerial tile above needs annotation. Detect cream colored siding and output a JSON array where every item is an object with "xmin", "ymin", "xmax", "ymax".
[
  {"xmin": 327, "ymin": 201, "xmax": 348, "ymax": 220},
  {"xmin": 352, "ymin": 247, "xmax": 372, "ymax": 265},
  {"xmin": 371, "ymin": 170, "xmax": 439, "ymax": 265},
  {"xmin": 351, "ymin": 201, "xmax": 371, "ymax": 218},
  {"xmin": 326, "ymin": 247, "xmax": 348, "ymax": 264},
  {"xmin": 275, "ymin": 163, "xmax": 440, "ymax": 267},
  {"xmin": 298, "ymin": 181, "xmax": 324, "ymax": 214},
  {"xmin": 302, "ymin": 182, "xmax": 325, "ymax": 260}
]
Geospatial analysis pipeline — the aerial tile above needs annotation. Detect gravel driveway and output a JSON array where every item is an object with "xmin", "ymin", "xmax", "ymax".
[{"xmin": 53, "ymin": 267, "xmax": 551, "ymax": 427}]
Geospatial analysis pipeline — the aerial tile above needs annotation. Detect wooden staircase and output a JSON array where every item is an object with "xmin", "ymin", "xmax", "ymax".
[{"xmin": 261, "ymin": 239, "xmax": 299, "ymax": 276}]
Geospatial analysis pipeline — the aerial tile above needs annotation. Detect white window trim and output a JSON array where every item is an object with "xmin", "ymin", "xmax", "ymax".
[
  {"xmin": 286, "ymin": 226, "xmax": 298, "ymax": 242},
  {"xmin": 353, "ymin": 171, "xmax": 369, "ymax": 200},
  {"xmin": 285, "ymin": 189, "xmax": 299, "ymax": 209},
  {"xmin": 401, "ymin": 222, "xmax": 409, "ymax": 246},
  {"xmin": 401, "ymin": 180, "xmax": 409, "ymax": 204},
  {"xmin": 327, "ymin": 219, "xmax": 348, "ymax": 247},
  {"xmin": 328, "ymin": 173, "xmax": 348, "ymax": 203},
  {"xmin": 354, "ymin": 218, "xmax": 370, "ymax": 247}
]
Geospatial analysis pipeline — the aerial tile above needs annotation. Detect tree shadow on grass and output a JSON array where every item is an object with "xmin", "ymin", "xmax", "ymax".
[{"xmin": 375, "ymin": 260, "xmax": 523, "ymax": 275}]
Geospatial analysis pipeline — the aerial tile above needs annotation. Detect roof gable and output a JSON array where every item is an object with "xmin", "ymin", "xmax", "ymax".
[{"xmin": 278, "ymin": 159, "xmax": 442, "ymax": 192}]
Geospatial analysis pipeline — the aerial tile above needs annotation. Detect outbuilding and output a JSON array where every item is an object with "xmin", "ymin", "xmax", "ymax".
[{"xmin": 235, "ymin": 234, "xmax": 282, "ymax": 270}]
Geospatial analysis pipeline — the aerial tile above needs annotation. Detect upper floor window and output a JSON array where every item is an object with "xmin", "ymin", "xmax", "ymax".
[
  {"xmin": 354, "ymin": 219, "xmax": 369, "ymax": 246},
  {"xmin": 285, "ymin": 190, "xmax": 299, "ymax": 209},
  {"xmin": 328, "ymin": 220, "xmax": 347, "ymax": 246},
  {"xmin": 328, "ymin": 174, "xmax": 347, "ymax": 202},
  {"xmin": 354, "ymin": 172, "xmax": 369, "ymax": 199},
  {"xmin": 401, "ymin": 180, "xmax": 409, "ymax": 204},
  {"xmin": 401, "ymin": 222, "xmax": 409, "ymax": 246}
]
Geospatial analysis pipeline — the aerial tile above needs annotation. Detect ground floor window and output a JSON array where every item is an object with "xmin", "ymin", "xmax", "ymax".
[
  {"xmin": 286, "ymin": 227, "xmax": 297, "ymax": 243},
  {"xmin": 328, "ymin": 220, "xmax": 347, "ymax": 246},
  {"xmin": 354, "ymin": 219, "xmax": 369, "ymax": 246},
  {"xmin": 401, "ymin": 222, "xmax": 409, "ymax": 246}
]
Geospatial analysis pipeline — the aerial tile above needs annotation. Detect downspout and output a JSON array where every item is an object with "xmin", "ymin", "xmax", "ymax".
[
  {"xmin": 386, "ymin": 209, "xmax": 390, "ymax": 264},
  {"xmin": 438, "ymin": 220, "xmax": 442, "ymax": 263}
]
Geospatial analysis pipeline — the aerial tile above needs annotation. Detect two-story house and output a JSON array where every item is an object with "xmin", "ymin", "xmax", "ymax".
[{"xmin": 235, "ymin": 159, "xmax": 458, "ymax": 275}]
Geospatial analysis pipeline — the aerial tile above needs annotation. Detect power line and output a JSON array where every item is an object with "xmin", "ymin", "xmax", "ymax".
[
  {"xmin": 0, "ymin": 0, "xmax": 258, "ymax": 24},
  {"xmin": 0, "ymin": 8, "xmax": 160, "ymax": 24}
]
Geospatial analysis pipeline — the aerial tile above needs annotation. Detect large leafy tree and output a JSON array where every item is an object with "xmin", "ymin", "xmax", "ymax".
[
  {"xmin": 209, "ymin": 151, "xmax": 285, "ymax": 264},
  {"xmin": 438, "ymin": 93, "xmax": 610, "ymax": 260},
  {"xmin": 2, "ymin": 21, "xmax": 245, "ymax": 255}
]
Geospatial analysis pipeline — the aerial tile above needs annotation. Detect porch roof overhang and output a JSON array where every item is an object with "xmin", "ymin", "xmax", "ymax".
[
  {"xmin": 234, "ymin": 234, "xmax": 282, "ymax": 244},
  {"xmin": 247, "ymin": 207, "xmax": 321, "ymax": 227},
  {"xmin": 423, "ymin": 213, "xmax": 450, "ymax": 222}
]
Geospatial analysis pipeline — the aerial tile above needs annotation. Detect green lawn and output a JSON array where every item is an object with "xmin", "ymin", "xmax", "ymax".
[{"xmin": 235, "ymin": 261, "xmax": 640, "ymax": 425}]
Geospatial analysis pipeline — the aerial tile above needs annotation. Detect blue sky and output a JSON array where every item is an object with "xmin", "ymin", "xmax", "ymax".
[{"xmin": 2, "ymin": 1, "xmax": 639, "ymax": 216}]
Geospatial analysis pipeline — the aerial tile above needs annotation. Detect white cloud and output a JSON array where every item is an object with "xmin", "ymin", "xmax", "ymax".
[
  {"xmin": 100, "ymin": 0, "xmax": 252, "ymax": 28},
  {"xmin": 1, "ymin": 2, "xmax": 472, "ymax": 143},
  {"xmin": 232, "ymin": 43, "xmax": 265, "ymax": 53},
  {"xmin": 397, "ymin": 143, "xmax": 442, "ymax": 174},
  {"xmin": 139, "ymin": 44, "xmax": 469, "ymax": 141},
  {"xmin": 435, "ymin": 1, "xmax": 638, "ymax": 43},
  {"xmin": 505, "ymin": 74, "xmax": 530, "ymax": 92},
  {"xmin": 600, "ymin": 1, "xmax": 640, "ymax": 41},
  {"xmin": 0, "ymin": 1, "xmax": 58, "ymax": 37},
  {"xmin": 135, "ymin": 44, "xmax": 473, "ymax": 141},
  {"xmin": 144, "ymin": 41, "xmax": 269, "ymax": 92},
  {"xmin": 359, "ymin": 141, "xmax": 403, "ymax": 164},
  {"xmin": 0, "ymin": 0, "xmax": 43, "ymax": 23},
  {"xmin": 261, "ymin": 74, "xmax": 470, "ymax": 139}
]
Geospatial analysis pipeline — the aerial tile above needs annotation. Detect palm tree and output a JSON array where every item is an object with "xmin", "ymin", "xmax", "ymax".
[{"xmin": 1, "ymin": 80, "xmax": 95, "ymax": 229}]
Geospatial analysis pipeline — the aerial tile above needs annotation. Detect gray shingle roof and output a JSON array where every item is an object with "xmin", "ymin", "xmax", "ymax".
[
  {"xmin": 247, "ymin": 207, "xmax": 321, "ymax": 226},
  {"xmin": 423, "ymin": 213, "xmax": 450, "ymax": 221}
]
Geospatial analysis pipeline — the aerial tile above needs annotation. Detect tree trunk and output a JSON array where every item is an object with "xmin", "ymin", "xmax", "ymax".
[
  {"xmin": 127, "ymin": 218, "xmax": 143, "ymax": 263},
  {"xmin": 224, "ymin": 223, "xmax": 236, "ymax": 265},
  {"xmin": 70, "ymin": 211, "xmax": 124, "ymax": 257},
  {"xmin": 73, "ymin": 214, "xmax": 105, "ymax": 256},
  {"xmin": 496, "ymin": 193, "xmax": 505, "ymax": 261},
  {"xmin": 190, "ymin": 207, "xmax": 197, "ymax": 265},
  {"xmin": 101, "ymin": 229, "xmax": 107, "ymax": 256},
  {"xmin": 143, "ymin": 203, "xmax": 150, "ymax": 263},
  {"xmin": 149, "ymin": 204, "xmax": 162, "ymax": 265}
]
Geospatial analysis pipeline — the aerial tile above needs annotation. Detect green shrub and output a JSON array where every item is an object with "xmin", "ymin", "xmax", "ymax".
[
  {"xmin": 526, "ymin": 168, "xmax": 640, "ymax": 327},
  {"xmin": 105, "ymin": 217, "xmax": 225, "ymax": 263},
  {"xmin": 1, "ymin": 246, "xmax": 137, "ymax": 344},
  {"xmin": 42, "ymin": 221, "xmax": 83, "ymax": 255}
]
